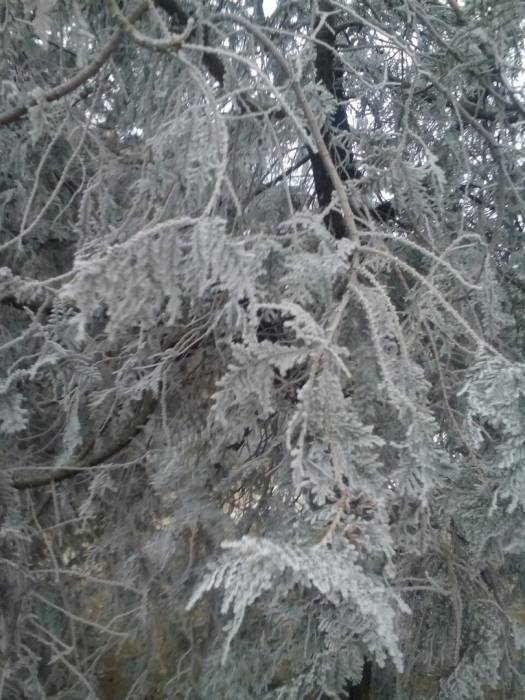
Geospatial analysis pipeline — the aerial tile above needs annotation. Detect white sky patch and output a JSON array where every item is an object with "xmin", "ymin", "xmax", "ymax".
[{"xmin": 263, "ymin": 0, "xmax": 277, "ymax": 16}]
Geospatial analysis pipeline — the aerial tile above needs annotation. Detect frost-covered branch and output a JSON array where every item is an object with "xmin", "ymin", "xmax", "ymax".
[{"xmin": 0, "ymin": 2, "xmax": 149, "ymax": 128}]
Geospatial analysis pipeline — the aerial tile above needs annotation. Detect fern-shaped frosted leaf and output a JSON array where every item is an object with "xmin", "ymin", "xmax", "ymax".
[
  {"xmin": 0, "ymin": 389, "xmax": 28, "ymax": 435},
  {"xmin": 187, "ymin": 536, "xmax": 408, "ymax": 671}
]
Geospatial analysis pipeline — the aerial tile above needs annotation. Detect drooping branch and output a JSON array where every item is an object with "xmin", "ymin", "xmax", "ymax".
[
  {"xmin": 10, "ymin": 302, "xmax": 220, "ymax": 490},
  {"xmin": 12, "ymin": 392, "xmax": 157, "ymax": 490},
  {"xmin": 0, "ymin": 2, "xmax": 149, "ymax": 128}
]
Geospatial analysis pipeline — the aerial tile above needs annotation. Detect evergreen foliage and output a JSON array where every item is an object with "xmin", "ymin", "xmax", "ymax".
[{"xmin": 1, "ymin": 0, "xmax": 525, "ymax": 697}]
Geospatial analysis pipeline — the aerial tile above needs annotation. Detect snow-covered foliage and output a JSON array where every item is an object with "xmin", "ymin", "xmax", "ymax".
[{"xmin": 1, "ymin": 0, "xmax": 525, "ymax": 698}]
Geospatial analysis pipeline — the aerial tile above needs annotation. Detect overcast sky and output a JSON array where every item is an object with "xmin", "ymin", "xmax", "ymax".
[{"xmin": 263, "ymin": 0, "xmax": 277, "ymax": 15}]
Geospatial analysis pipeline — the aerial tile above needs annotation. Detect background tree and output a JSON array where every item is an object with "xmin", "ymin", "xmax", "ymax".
[{"xmin": 1, "ymin": 0, "xmax": 525, "ymax": 698}]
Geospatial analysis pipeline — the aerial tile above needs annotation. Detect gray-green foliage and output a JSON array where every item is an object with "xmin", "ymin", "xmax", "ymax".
[{"xmin": 1, "ymin": 0, "xmax": 525, "ymax": 698}]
